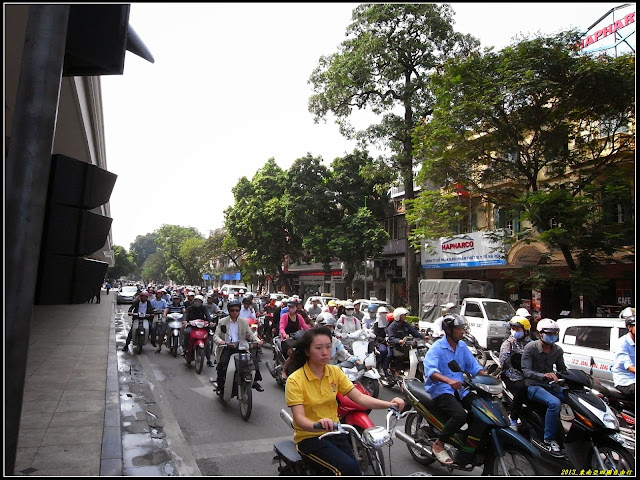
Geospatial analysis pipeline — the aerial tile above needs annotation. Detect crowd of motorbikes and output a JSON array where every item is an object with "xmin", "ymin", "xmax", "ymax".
[{"xmin": 123, "ymin": 298, "xmax": 635, "ymax": 476}]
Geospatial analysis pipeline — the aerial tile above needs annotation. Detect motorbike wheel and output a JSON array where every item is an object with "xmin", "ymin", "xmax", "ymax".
[
  {"xmin": 239, "ymin": 381, "xmax": 253, "ymax": 421},
  {"xmin": 483, "ymin": 447, "xmax": 540, "ymax": 475},
  {"xmin": 586, "ymin": 440, "xmax": 634, "ymax": 471},
  {"xmin": 195, "ymin": 345, "xmax": 205, "ymax": 374},
  {"xmin": 171, "ymin": 336, "xmax": 178, "ymax": 357},
  {"xmin": 404, "ymin": 413, "xmax": 437, "ymax": 465},
  {"xmin": 136, "ymin": 342, "xmax": 143, "ymax": 355},
  {"xmin": 360, "ymin": 377, "xmax": 380, "ymax": 398}
]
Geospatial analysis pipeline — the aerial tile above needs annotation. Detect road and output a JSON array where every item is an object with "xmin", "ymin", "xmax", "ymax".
[{"xmin": 116, "ymin": 308, "xmax": 562, "ymax": 476}]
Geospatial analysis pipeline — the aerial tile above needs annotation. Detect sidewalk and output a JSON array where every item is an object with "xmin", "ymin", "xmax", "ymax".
[{"xmin": 14, "ymin": 290, "xmax": 122, "ymax": 476}]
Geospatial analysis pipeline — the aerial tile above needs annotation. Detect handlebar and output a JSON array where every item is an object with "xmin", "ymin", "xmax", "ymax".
[{"xmin": 315, "ymin": 406, "xmax": 409, "ymax": 440}]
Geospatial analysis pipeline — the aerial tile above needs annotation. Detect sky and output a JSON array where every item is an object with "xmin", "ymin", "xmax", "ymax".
[{"xmin": 101, "ymin": 2, "xmax": 635, "ymax": 250}]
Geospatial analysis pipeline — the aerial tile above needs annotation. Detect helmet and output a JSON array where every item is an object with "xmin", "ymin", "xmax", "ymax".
[
  {"xmin": 619, "ymin": 307, "xmax": 635, "ymax": 319},
  {"xmin": 194, "ymin": 295, "xmax": 204, "ymax": 301},
  {"xmin": 442, "ymin": 313, "xmax": 467, "ymax": 331},
  {"xmin": 516, "ymin": 308, "xmax": 532, "ymax": 318},
  {"xmin": 393, "ymin": 307, "xmax": 409, "ymax": 321},
  {"xmin": 367, "ymin": 303, "xmax": 379, "ymax": 313},
  {"xmin": 319, "ymin": 314, "xmax": 336, "ymax": 326},
  {"xmin": 242, "ymin": 296, "xmax": 252, "ymax": 304},
  {"xmin": 377, "ymin": 306, "xmax": 389, "ymax": 314},
  {"xmin": 327, "ymin": 300, "xmax": 337, "ymax": 307},
  {"xmin": 624, "ymin": 315, "xmax": 635, "ymax": 327},
  {"xmin": 537, "ymin": 318, "xmax": 560, "ymax": 333},
  {"xmin": 344, "ymin": 301, "xmax": 354, "ymax": 309},
  {"xmin": 287, "ymin": 299, "xmax": 298, "ymax": 307},
  {"xmin": 509, "ymin": 315, "xmax": 531, "ymax": 331},
  {"xmin": 227, "ymin": 299, "xmax": 241, "ymax": 309},
  {"xmin": 187, "ymin": 291, "xmax": 195, "ymax": 297},
  {"xmin": 139, "ymin": 290, "xmax": 149, "ymax": 297},
  {"xmin": 387, "ymin": 313, "xmax": 395, "ymax": 322}
]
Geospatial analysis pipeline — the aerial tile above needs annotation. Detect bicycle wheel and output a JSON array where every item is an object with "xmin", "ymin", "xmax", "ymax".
[{"xmin": 239, "ymin": 381, "xmax": 253, "ymax": 421}]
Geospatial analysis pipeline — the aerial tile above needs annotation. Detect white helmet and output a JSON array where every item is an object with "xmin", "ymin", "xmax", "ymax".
[
  {"xmin": 393, "ymin": 307, "xmax": 409, "ymax": 321},
  {"xmin": 377, "ymin": 306, "xmax": 389, "ymax": 314},
  {"xmin": 537, "ymin": 318, "xmax": 559, "ymax": 333},
  {"xmin": 619, "ymin": 307, "xmax": 635, "ymax": 319},
  {"xmin": 194, "ymin": 295, "xmax": 204, "ymax": 301},
  {"xmin": 319, "ymin": 314, "xmax": 336, "ymax": 326},
  {"xmin": 516, "ymin": 308, "xmax": 532, "ymax": 318}
]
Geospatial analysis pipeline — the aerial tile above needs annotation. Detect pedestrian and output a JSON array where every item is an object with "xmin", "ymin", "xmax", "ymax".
[{"xmin": 106, "ymin": 281, "xmax": 111, "ymax": 295}]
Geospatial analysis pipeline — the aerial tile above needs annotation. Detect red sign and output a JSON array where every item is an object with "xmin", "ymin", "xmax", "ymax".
[
  {"xmin": 299, "ymin": 270, "xmax": 342, "ymax": 277},
  {"xmin": 579, "ymin": 12, "xmax": 635, "ymax": 50},
  {"xmin": 441, "ymin": 236, "xmax": 474, "ymax": 255}
]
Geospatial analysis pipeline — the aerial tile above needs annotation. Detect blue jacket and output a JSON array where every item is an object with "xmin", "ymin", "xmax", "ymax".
[{"xmin": 424, "ymin": 336, "xmax": 483, "ymax": 399}]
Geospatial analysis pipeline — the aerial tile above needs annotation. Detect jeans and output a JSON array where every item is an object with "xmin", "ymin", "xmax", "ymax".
[
  {"xmin": 297, "ymin": 433, "xmax": 361, "ymax": 476},
  {"xmin": 527, "ymin": 385, "xmax": 565, "ymax": 442},
  {"xmin": 377, "ymin": 343, "xmax": 391, "ymax": 371}
]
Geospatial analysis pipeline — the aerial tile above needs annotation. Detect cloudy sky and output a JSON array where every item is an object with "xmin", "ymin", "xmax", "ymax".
[{"xmin": 101, "ymin": 2, "xmax": 634, "ymax": 249}]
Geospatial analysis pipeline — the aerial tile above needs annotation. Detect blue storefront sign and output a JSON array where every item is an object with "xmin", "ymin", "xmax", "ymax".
[{"xmin": 421, "ymin": 231, "xmax": 507, "ymax": 269}]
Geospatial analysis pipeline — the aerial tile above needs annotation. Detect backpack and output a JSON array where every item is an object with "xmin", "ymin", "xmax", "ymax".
[{"xmin": 503, "ymin": 352, "xmax": 523, "ymax": 372}]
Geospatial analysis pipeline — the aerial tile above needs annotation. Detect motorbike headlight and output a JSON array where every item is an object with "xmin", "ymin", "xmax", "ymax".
[
  {"xmin": 363, "ymin": 426, "xmax": 391, "ymax": 448},
  {"xmin": 476, "ymin": 382, "xmax": 503, "ymax": 395}
]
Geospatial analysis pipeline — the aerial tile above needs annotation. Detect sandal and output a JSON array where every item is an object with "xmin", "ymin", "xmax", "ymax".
[
  {"xmin": 155, "ymin": 349, "xmax": 161, "ymax": 354},
  {"xmin": 434, "ymin": 448, "xmax": 453, "ymax": 465}
]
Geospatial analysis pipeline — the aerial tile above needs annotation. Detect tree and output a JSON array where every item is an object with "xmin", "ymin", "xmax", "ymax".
[
  {"xmin": 308, "ymin": 3, "xmax": 479, "ymax": 311},
  {"xmin": 412, "ymin": 31, "xmax": 635, "ymax": 315},
  {"xmin": 142, "ymin": 250, "xmax": 169, "ymax": 284},
  {"xmin": 154, "ymin": 225, "xmax": 207, "ymax": 285},
  {"xmin": 130, "ymin": 232, "xmax": 159, "ymax": 275},
  {"xmin": 107, "ymin": 244, "xmax": 136, "ymax": 280}
]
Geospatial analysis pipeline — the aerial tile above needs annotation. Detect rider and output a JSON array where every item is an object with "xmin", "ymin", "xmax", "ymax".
[
  {"xmin": 423, "ymin": 313, "xmax": 487, "ymax": 466},
  {"xmin": 150, "ymin": 289, "xmax": 169, "ymax": 354},
  {"xmin": 521, "ymin": 318, "xmax": 567, "ymax": 457},
  {"xmin": 316, "ymin": 314, "xmax": 360, "ymax": 366},
  {"xmin": 362, "ymin": 303, "xmax": 379, "ymax": 329},
  {"xmin": 498, "ymin": 315, "xmax": 532, "ymax": 428},
  {"xmin": 182, "ymin": 294, "xmax": 213, "ymax": 366},
  {"xmin": 373, "ymin": 306, "xmax": 392, "ymax": 376},
  {"xmin": 284, "ymin": 327, "xmax": 405, "ymax": 475},
  {"xmin": 306, "ymin": 297, "xmax": 323, "ymax": 325},
  {"xmin": 123, "ymin": 291, "xmax": 156, "ymax": 351},
  {"xmin": 387, "ymin": 307, "xmax": 425, "ymax": 349},
  {"xmin": 612, "ymin": 314, "xmax": 635, "ymax": 400},
  {"xmin": 213, "ymin": 299, "xmax": 264, "ymax": 394},
  {"xmin": 431, "ymin": 302, "xmax": 457, "ymax": 337},
  {"xmin": 205, "ymin": 293, "xmax": 221, "ymax": 320},
  {"xmin": 183, "ymin": 291, "xmax": 196, "ymax": 309},
  {"xmin": 279, "ymin": 299, "xmax": 312, "ymax": 358},
  {"xmin": 239, "ymin": 295, "xmax": 257, "ymax": 325}
]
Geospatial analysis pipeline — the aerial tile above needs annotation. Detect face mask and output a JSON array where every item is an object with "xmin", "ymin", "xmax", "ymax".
[
  {"xmin": 513, "ymin": 331, "xmax": 524, "ymax": 340},
  {"xmin": 193, "ymin": 301, "xmax": 202, "ymax": 307},
  {"xmin": 542, "ymin": 334, "xmax": 558, "ymax": 344}
]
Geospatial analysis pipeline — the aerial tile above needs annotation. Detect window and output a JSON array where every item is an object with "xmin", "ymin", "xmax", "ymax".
[
  {"xmin": 464, "ymin": 302, "xmax": 482, "ymax": 317},
  {"xmin": 495, "ymin": 207, "xmax": 520, "ymax": 234},
  {"xmin": 384, "ymin": 216, "xmax": 407, "ymax": 240},
  {"xmin": 564, "ymin": 326, "xmax": 610, "ymax": 351}
]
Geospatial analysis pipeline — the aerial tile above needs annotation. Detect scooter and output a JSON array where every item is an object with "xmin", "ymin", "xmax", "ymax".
[
  {"xmin": 165, "ymin": 312, "xmax": 183, "ymax": 357},
  {"xmin": 504, "ymin": 368, "xmax": 635, "ymax": 471},
  {"xmin": 211, "ymin": 324, "xmax": 260, "ymax": 421},
  {"xmin": 127, "ymin": 311, "xmax": 152, "ymax": 354},
  {"xmin": 396, "ymin": 360, "xmax": 543, "ymax": 475},
  {"xmin": 343, "ymin": 329, "xmax": 381, "ymax": 398},
  {"xmin": 378, "ymin": 335, "xmax": 429, "ymax": 388},
  {"xmin": 273, "ymin": 406, "xmax": 412, "ymax": 476},
  {"xmin": 184, "ymin": 319, "xmax": 210, "ymax": 374},
  {"xmin": 590, "ymin": 381, "xmax": 635, "ymax": 450},
  {"xmin": 266, "ymin": 330, "xmax": 305, "ymax": 388}
]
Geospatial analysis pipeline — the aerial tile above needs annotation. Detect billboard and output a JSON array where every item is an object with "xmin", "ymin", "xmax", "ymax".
[{"xmin": 421, "ymin": 231, "xmax": 507, "ymax": 269}]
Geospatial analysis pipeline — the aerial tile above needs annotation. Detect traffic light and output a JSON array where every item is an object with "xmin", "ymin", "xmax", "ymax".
[{"xmin": 35, "ymin": 154, "xmax": 117, "ymax": 304}]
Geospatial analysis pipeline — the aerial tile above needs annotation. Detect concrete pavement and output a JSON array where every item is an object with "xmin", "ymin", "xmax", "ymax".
[{"xmin": 14, "ymin": 290, "xmax": 122, "ymax": 476}]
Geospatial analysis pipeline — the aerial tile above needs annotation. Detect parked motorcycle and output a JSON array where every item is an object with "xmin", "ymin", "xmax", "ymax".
[
  {"xmin": 396, "ymin": 360, "xmax": 542, "ymax": 475},
  {"xmin": 273, "ymin": 406, "xmax": 412, "ymax": 476},
  {"xmin": 378, "ymin": 336, "xmax": 429, "ymax": 388},
  {"xmin": 342, "ymin": 329, "xmax": 381, "ymax": 398},
  {"xmin": 212, "ymin": 324, "xmax": 260, "ymax": 420},
  {"xmin": 127, "ymin": 311, "xmax": 152, "ymax": 354},
  {"xmin": 165, "ymin": 312, "xmax": 183, "ymax": 357},
  {"xmin": 501, "ymin": 367, "xmax": 634, "ymax": 471},
  {"xmin": 266, "ymin": 330, "xmax": 305, "ymax": 388},
  {"xmin": 184, "ymin": 319, "xmax": 210, "ymax": 374}
]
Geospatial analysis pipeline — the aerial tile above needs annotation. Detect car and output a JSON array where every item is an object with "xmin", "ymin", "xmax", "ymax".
[
  {"xmin": 303, "ymin": 295, "xmax": 341, "ymax": 312},
  {"xmin": 116, "ymin": 285, "xmax": 139, "ymax": 305},
  {"xmin": 220, "ymin": 284, "xmax": 248, "ymax": 301},
  {"xmin": 353, "ymin": 297, "xmax": 394, "ymax": 315},
  {"xmin": 556, "ymin": 317, "xmax": 628, "ymax": 387}
]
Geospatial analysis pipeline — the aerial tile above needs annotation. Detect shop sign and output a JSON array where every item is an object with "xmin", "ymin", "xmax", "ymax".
[
  {"xmin": 420, "ymin": 231, "xmax": 507, "ymax": 269},
  {"xmin": 578, "ymin": 12, "xmax": 635, "ymax": 50}
]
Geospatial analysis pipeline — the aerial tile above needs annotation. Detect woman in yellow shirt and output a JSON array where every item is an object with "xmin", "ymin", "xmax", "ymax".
[{"xmin": 284, "ymin": 326, "xmax": 404, "ymax": 475}]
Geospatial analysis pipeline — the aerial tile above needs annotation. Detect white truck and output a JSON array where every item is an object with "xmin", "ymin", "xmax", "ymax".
[{"xmin": 418, "ymin": 279, "xmax": 515, "ymax": 350}]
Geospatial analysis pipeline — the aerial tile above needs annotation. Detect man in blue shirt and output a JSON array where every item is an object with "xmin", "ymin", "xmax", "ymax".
[
  {"xmin": 612, "ymin": 315, "xmax": 635, "ymax": 400},
  {"xmin": 423, "ymin": 313, "xmax": 486, "ymax": 465}
]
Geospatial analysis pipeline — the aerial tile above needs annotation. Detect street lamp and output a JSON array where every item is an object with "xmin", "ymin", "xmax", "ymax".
[{"xmin": 324, "ymin": 191, "xmax": 369, "ymax": 298}]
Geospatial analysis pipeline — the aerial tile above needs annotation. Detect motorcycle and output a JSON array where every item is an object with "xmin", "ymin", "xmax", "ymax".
[
  {"xmin": 127, "ymin": 311, "xmax": 152, "ymax": 354},
  {"xmin": 184, "ymin": 319, "xmax": 210, "ymax": 374},
  {"xmin": 485, "ymin": 349, "xmax": 502, "ymax": 377},
  {"xmin": 501, "ymin": 367, "xmax": 634, "ymax": 471},
  {"xmin": 212, "ymin": 324, "xmax": 260, "ymax": 421},
  {"xmin": 206, "ymin": 311, "xmax": 225, "ymax": 364},
  {"xmin": 165, "ymin": 312, "xmax": 183, "ymax": 357},
  {"xmin": 396, "ymin": 360, "xmax": 542, "ymax": 475},
  {"xmin": 590, "ymin": 381, "xmax": 635, "ymax": 450},
  {"xmin": 273, "ymin": 406, "xmax": 412, "ymax": 476},
  {"xmin": 463, "ymin": 330, "xmax": 488, "ymax": 367},
  {"xmin": 378, "ymin": 336, "xmax": 429, "ymax": 388},
  {"xmin": 342, "ymin": 329, "xmax": 381, "ymax": 398},
  {"xmin": 266, "ymin": 330, "xmax": 305, "ymax": 388}
]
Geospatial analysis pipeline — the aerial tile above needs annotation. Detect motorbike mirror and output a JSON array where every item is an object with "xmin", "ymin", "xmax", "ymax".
[
  {"xmin": 220, "ymin": 325, "xmax": 227, "ymax": 334},
  {"xmin": 448, "ymin": 360, "xmax": 462, "ymax": 372}
]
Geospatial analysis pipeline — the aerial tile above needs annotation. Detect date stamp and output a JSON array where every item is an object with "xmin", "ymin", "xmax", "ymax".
[{"xmin": 561, "ymin": 469, "xmax": 634, "ymax": 476}]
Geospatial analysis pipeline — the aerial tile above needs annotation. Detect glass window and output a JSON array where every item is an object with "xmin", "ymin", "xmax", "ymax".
[
  {"xmin": 464, "ymin": 302, "xmax": 482, "ymax": 317},
  {"xmin": 565, "ymin": 326, "xmax": 610, "ymax": 351}
]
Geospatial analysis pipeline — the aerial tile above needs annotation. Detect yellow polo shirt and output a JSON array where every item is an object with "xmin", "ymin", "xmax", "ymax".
[{"xmin": 285, "ymin": 362, "xmax": 354, "ymax": 443}]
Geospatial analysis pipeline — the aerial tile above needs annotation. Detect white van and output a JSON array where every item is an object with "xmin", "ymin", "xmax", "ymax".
[
  {"xmin": 557, "ymin": 317, "xmax": 627, "ymax": 386},
  {"xmin": 220, "ymin": 284, "xmax": 247, "ymax": 302},
  {"xmin": 459, "ymin": 298, "xmax": 516, "ymax": 351}
]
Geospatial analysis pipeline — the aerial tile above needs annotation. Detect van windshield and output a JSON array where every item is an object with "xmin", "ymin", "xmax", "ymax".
[{"xmin": 483, "ymin": 302, "xmax": 516, "ymax": 321}]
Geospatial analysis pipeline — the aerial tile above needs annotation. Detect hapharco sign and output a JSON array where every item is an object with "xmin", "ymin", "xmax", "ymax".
[
  {"xmin": 421, "ymin": 231, "xmax": 507, "ymax": 269},
  {"xmin": 579, "ymin": 11, "xmax": 635, "ymax": 50}
]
